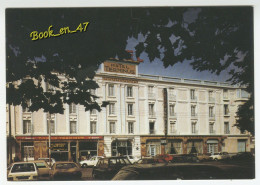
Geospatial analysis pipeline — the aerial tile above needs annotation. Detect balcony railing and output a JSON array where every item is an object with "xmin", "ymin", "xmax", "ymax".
[
  {"xmin": 209, "ymin": 97, "xmax": 215, "ymax": 103},
  {"xmin": 223, "ymin": 96, "xmax": 229, "ymax": 100},
  {"xmin": 224, "ymin": 130, "xmax": 230, "ymax": 134},
  {"xmin": 209, "ymin": 114, "xmax": 215, "ymax": 120},
  {"xmin": 169, "ymin": 112, "xmax": 177, "ymax": 118},
  {"xmin": 170, "ymin": 129, "xmax": 177, "ymax": 134},
  {"xmin": 191, "ymin": 96, "xmax": 197, "ymax": 102},
  {"xmin": 168, "ymin": 94, "xmax": 176, "ymax": 101},
  {"xmin": 149, "ymin": 112, "xmax": 156, "ymax": 118},
  {"xmin": 148, "ymin": 93, "xmax": 155, "ymax": 99},
  {"xmin": 149, "ymin": 129, "xmax": 155, "ymax": 134},
  {"xmin": 191, "ymin": 130, "xmax": 198, "ymax": 134},
  {"xmin": 191, "ymin": 113, "xmax": 198, "ymax": 119}
]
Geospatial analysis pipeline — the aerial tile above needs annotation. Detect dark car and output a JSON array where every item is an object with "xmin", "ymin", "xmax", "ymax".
[
  {"xmin": 137, "ymin": 157, "xmax": 167, "ymax": 164},
  {"xmin": 112, "ymin": 163, "xmax": 228, "ymax": 180},
  {"xmin": 231, "ymin": 152, "xmax": 255, "ymax": 161},
  {"xmin": 170, "ymin": 154, "xmax": 199, "ymax": 163},
  {"xmin": 92, "ymin": 156, "xmax": 132, "ymax": 180},
  {"xmin": 50, "ymin": 162, "xmax": 82, "ymax": 180}
]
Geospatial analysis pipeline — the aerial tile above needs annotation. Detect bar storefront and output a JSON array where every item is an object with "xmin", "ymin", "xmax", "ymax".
[{"xmin": 15, "ymin": 136, "xmax": 104, "ymax": 163}]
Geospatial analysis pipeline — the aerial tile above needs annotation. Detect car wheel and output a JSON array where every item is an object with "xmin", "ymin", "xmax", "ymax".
[{"xmin": 82, "ymin": 163, "xmax": 87, "ymax": 168}]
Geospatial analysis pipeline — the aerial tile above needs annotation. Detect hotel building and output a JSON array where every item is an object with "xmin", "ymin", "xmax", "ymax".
[{"xmin": 6, "ymin": 58, "xmax": 254, "ymax": 162}]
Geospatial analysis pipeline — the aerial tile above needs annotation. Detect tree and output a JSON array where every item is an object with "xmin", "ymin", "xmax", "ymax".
[{"xmin": 6, "ymin": 7, "xmax": 254, "ymax": 134}]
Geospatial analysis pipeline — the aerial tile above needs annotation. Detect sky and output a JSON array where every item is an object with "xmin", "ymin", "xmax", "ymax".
[{"xmin": 126, "ymin": 37, "xmax": 231, "ymax": 82}]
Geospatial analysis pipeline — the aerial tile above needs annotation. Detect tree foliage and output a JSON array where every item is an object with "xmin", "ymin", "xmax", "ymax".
[{"xmin": 6, "ymin": 7, "xmax": 254, "ymax": 133}]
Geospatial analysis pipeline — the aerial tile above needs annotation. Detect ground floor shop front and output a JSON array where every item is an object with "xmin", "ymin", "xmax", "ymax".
[
  {"xmin": 140, "ymin": 135, "xmax": 251, "ymax": 157},
  {"xmin": 14, "ymin": 136, "xmax": 104, "ymax": 163}
]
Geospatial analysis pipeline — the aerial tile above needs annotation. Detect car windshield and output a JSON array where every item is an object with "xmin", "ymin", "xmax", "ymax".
[
  {"xmin": 56, "ymin": 163, "xmax": 77, "ymax": 169},
  {"xmin": 35, "ymin": 162, "xmax": 47, "ymax": 168},
  {"xmin": 11, "ymin": 163, "xmax": 35, "ymax": 173}
]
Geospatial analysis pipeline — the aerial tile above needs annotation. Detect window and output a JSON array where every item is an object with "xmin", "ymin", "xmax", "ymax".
[
  {"xmin": 70, "ymin": 121, "xmax": 77, "ymax": 134},
  {"xmin": 191, "ymin": 122, "xmax": 197, "ymax": 134},
  {"xmin": 128, "ymin": 122, "xmax": 134, "ymax": 134},
  {"xmin": 149, "ymin": 122, "xmax": 155, "ymax": 134},
  {"xmin": 237, "ymin": 89, "xmax": 250, "ymax": 98},
  {"xmin": 69, "ymin": 103, "xmax": 76, "ymax": 114},
  {"xmin": 47, "ymin": 120, "xmax": 55, "ymax": 134},
  {"xmin": 224, "ymin": 122, "xmax": 230, "ymax": 134},
  {"xmin": 209, "ymin": 106, "xmax": 214, "ymax": 117},
  {"xmin": 90, "ymin": 121, "xmax": 96, "ymax": 134},
  {"xmin": 149, "ymin": 104, "xmax": 155, "ymax": 116},
  {"xmin": 209, "ymin": 123, "xmax": 214, "ymax": 134},
  {"xmin": 109, "ymin": 103, "xmax": 115, "ymax": 115},
  {"xmin": 22, "ymin": 143, "xmax": 34, "ymax": 160},
  {"xmin": 223, "ymin": 89, "xmax": 228, "ymax": 98},
  {"xmin": 110, "ymin": 122, "xmax": 115, "ymax": 133},
  {"xmin": 169, "ymin": 104, "xmax": 175, "ymax": 116},
  {"xmin": 23, "ymin": 120, "xmax": 31, "ymax": 134},
  {"xmin": 169, "ymin": 88, "xmax": 174, "ymax": 96},
  {"xmin": 191, "ymin": 105, "xmax": 196, "ymax": 116},
  {"xmin": 127, "ymin": 104, "xmax": 133, "ymax": 116},
  {"xmin": 209, "ymin": 91, "xmax": 214, "ymax": 101},
  {"xmin": 190, "ymin": 89, "xmax": 195, "ymax": 100},
  {"xmin": 148, "ymin": 86, "xmax": 154, "ymax": 98},
  {"xmin": 108, "ymin": 84, "xmax": 115, "ymax": 96},
  {"xmin": 22, "ymin": 99, "xmax": 31, "ymax": 112},
  {"xmin": 127, "ymin": 86, "xmax": 133, "ymax": 97},
  {"xmin": 170, "ymin": 122, "xmax": 176, "ymax": 133},
  {"xmin": 224, "ymin": 104, "xmax": 229, "ymax": 115},
  {"xmin": 90, "ymin": 109, "xmax": 97, "ymax": 115},
  {"xmin": 90, "ymin": 89, "xmax": 96, "ymax": 95}
]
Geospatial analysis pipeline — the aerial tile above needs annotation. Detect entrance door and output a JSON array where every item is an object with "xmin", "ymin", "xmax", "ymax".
[
  {"xmin": 208, "ymin": 144, "xmax": 218, "ymax": 154},
  {"xmin": 150, "ymin": 145, "xmax": 156, "ymax": 156},
  {"xmin": 238, "ymin": 140, "xmax": 246, "ymax": 152}
]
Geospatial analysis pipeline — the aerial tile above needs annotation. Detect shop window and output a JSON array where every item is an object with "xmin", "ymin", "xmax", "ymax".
[
  {"xmin": 166, "ymin": 140, "xmax": 182, "ymax": 154},
  {"xmin": 207, "ymin": 140, "xmax": 219, "ymax": 154},
  {"xmin": 69, "ymin": 103, "xmax": 76, "ymax": 114},
  {"xmin": 108, "ymin": 84, "xmax": 115, "ymax": 96},
  {"xmin": 111, "ymin": 140, "xmax": 132, "ymax": 156},
  {"xmin": 23, "ymin": 120, "xmax": 32, "ymax": 134},
  {"xmin": 187, "ymin": 140, "xmax": 203, "ymax": 154},
  {"xmin": 70, "ymin": 121, "xmax": 77, "ymax": 134},
  {"xmin": 127, "ymin": 103, "xmax": 133, "ymax": 116},
  {"xmin": 90, "ymin": 121, "xmax": 96, "ymax": 134},
  {"xmin": 110, "ymin": 122, "xmax": 115, "ymax": 133},
  {"xmin": 224, "ymin": 122, "xmax": 230, "ymax": 134},
  {"xmin": 128, "ymin": 122, "xmax": 134, "ymax": 134},
  {"xmin": 237, "ymin": 140, "xmax": 247, "ymax": 152},
  {"xmin": 127, "ymin": 86, "xmax": 133, "ymax": 97},
  {"xmin": 47, "ymin": 120, "xmax": 55, "ymax": 134},
  {"xmin": 109, "ymin": 103, "xmax": 115, "ymax": 115}
]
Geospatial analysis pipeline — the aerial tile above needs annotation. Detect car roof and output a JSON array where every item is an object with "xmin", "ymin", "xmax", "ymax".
[
  {"xmin": 101, "ymin": 156, "xmax": 128, "ymax": 159},
  {"xmin": 54, "ymin": 161, "xmax": 77, "ymax": 164},
  {"xmin": 11, "ymin": 162, "xmax": 36, "ymax": 164}
]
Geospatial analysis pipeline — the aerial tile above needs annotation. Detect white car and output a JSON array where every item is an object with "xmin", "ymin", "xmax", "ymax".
[
  {"xmin": 124, "ymin": 155, "xmax": 140, "ymax": 164},
  {"xmin": 7, "ymin": 162, "xmax": 39, "ymax": 181},
  {"xmin": 210, "ymin": 152, "xmax": 230, "ymax": 161},
  {"xmin": 80, "ymin": 156, "xmax": 103, "ymax": 167}
]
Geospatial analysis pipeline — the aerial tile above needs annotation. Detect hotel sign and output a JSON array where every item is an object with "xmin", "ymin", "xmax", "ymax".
[
  {"xmin": 103, "ymin": 77, "xmax": 138, "ymax": 84},
  {"xmin": 104, "ymin": 61, "xmax": 136, "ymax": 75}
]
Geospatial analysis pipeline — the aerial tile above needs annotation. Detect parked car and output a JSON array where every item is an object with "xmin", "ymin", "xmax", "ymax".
[
  {"xmin": 230, "ymin": 152, "xmax": 255, "ymax": 161},
  {"xmin": 196, "ymin": 153, "xmax": 212, "ymax": 161},
  {"xmin": 7, "ymin": 162, "xmax": 39, "ymax": 181},
  {"xmin": 112, "ymin": 163, "xmax": 228, "ymax": 180},
  {"xmin": 137, "ymin": 157, "xmax": 166, "ymax": 164},
  {"xmin": 38, "ymin": 158, "xmax": 56, "ymax": 166},
  {"xmin": 92, "ymin": 156, "xmax": 132, "ymax": 180},
  {"xmin": 170, "ymin": 154, "xmax": 199, "ymax": 163},
  {"xmin": 209, "ymin": 152, "xmax": 230, "ymax": 161},
  {"xmin": 124, "ymin": 155, "xmax": 140, "ymax": 164},
  {"xmin": 50, "ymin": 162, "xmax": 82, "ymax": 180},
  {"xmin": 33, "ymin": 160, "xmax": 51, "ymax": 180},
  {"xmin": 155, "ymin": 154, "xmax": 174, "ymax": 162},
  {"xmin": 80, "ymin": 156, "xmax": 104, "ymax": 167}
]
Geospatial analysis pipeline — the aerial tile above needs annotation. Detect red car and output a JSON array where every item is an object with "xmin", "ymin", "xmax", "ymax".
[{"xmin": 155, "ymin": 154, "xmax": 173, "ymax": 162}]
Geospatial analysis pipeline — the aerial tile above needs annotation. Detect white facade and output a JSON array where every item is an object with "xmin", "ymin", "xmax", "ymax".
[{"xmin": 7, "ymin": 59, "xmax": 253, "ymax": 162}]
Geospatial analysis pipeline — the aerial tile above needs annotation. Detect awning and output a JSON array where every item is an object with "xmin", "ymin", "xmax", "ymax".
[{"xmin": 207, "ymin": 140, "xmax": 219, "ymax": 144}]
